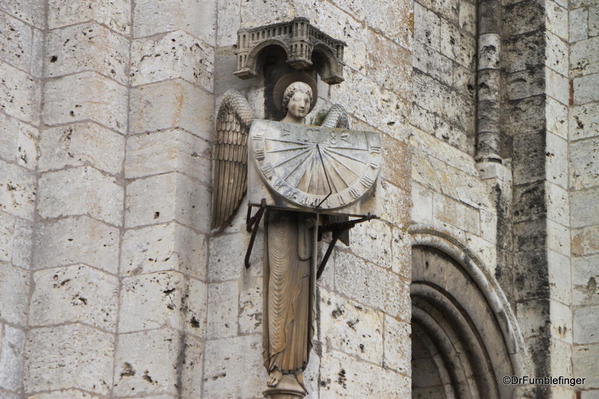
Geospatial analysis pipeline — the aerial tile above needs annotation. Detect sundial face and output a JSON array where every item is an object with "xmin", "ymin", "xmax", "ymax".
[{"xmin": 250, "ymin": 120, "xmax": 382, "ymax": 210}]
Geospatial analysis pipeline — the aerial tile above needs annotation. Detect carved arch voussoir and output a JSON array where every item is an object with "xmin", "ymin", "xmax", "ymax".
[{"xmin": 408, "ymin": 223, "xmax": 528, "ymax": 378}]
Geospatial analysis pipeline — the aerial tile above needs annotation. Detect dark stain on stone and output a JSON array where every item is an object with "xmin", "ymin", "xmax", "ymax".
[{"xmin": 120, "ymin": 362, "xmax": 135, "ymax": 378}]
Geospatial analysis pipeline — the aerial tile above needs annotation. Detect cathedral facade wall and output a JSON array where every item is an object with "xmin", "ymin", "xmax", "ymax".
[{"xmin": 0, "ymin": 0, "xmax": 597, "ymax": 398}]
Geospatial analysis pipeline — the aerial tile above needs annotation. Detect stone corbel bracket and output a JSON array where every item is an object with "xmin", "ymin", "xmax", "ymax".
[{"xmin": 234, "ymin": 17, "xmax": 347, "ymax": 84}]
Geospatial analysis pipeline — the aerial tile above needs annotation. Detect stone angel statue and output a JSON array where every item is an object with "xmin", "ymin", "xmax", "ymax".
[
  {"xmin": 211, "ymin": 79, "xmax": 349, "ymax": 230},
  {"xmin": 211, "ymin": 78, "xmax": 349, "ymax": 397}
]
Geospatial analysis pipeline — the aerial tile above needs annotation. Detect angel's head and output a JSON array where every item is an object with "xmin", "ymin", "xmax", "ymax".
[{"xmin": 281, "ymin": 81, "xmax": 313, "ymax": 122}]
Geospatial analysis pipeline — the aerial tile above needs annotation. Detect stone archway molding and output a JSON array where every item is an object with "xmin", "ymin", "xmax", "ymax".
[{"xmin": 408, "ymin": 223, "xmax": 528, "ymax": 378}]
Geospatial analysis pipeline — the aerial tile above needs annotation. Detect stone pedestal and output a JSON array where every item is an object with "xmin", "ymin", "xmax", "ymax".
[{"xmin": 263, "ymin": 374, "xmax": 307, "ymax": 399}]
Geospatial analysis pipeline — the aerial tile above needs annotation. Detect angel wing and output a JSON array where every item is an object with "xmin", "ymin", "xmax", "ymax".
[
  {"xmin": 211, "ymin": 90, "xmax": 255, "ymax": 230},
  {"xmin": 320, "ymin": 103, "xmax": 350, "ymax": 129}
]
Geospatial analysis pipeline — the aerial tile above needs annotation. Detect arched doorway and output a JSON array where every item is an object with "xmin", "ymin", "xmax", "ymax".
[{"xmin": 411, "ymin": 245, "xmax": 517, "ymax": 399}]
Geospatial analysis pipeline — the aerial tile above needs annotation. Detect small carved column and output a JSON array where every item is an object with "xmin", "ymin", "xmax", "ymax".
[{"xmin": 475, "ymin": 0, "xmax": 502, "ymax": 163}]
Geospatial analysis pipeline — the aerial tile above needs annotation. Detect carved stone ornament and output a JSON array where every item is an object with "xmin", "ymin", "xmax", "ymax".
[
  {"xmin": 234, "ymin": 17, "xmax": 346, "ymax": 84},
  {"xmin": 211, "ymin": 19, "xmax": 381, "ymax": 399}
]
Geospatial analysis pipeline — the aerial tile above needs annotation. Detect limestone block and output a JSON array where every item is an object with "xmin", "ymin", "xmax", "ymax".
[
  {"xmin": 0, "ymin": 160, "xmax": 36, "ymax": 220},
  {"xmin": 571, "ymin": 37, "xmax": 599, "ymax": 78},
  {"xmin": 410, "ymin": 127, "xmax": 478, "ymax": 176},
  {"xmin": 383, "ymin": 315, "xmax": 411, "ymax": 374},
  {"xmin": 38, "ymin": 166, "xmax": 123, "ymax": 226},
  {"xmin": 125, "ymin": 173, "xmax": 210, "ymax": 230},
  {"xmin": 570, "ymin": 102, "xmax": 599, "ymax": 141},
  {"xmin": 27, "ymin": 390, "xmax": 104, "ymax": 399},
  {"xmin": 121, "ymin": 222, "xmax": 207, "ymax": 279},
  {"xmin": 0, "ymin": 212, "xmax": 32, "ymax": 268},
  {"xmin": 479, "ymin": 208, "xmax": 497, "ymax": 243},
  {"xmin": 349, "ymin": 219, "xmax": 394, "ymax": 269},
  {"xmin": 206, "ymin": 280, "xmax": 238, "ymax": 339},
  {"xmin": 391, "ymin": 228, "xmax": 412, "ymax": 279},
  {"xmin": 0, "ymin": 11, "xmax": 33, "ymax": 72},
  {"xmin": 129, "ymin": 80, "xmax": 213, "ymax": 138},
  {"xmin": 505, "ymin": 95, "xmax": 544, "ymax": 136},
  {"xmin": 320, "ymin": 289, "xmax": 384, "ymax": 364},
  {"xmin": 546, "ymin": 97, "xmax": 568, "ymax": 139},
  {"xmin": 573, "ymin": 343, "xmax": 599, "ymax": 388},
  {"xmin": 413, "ymin": 41, "xmax": 452, "ymax": 86},
  {"xmin": 590, "ymin": 7, "xmax": 599, "ymax": 36},
  {"xmin": 362, "ymin": 0, "xmax": 412, "ymax": 50},
  {"xmin": 216, "ymin": 0, "xmax": 240, "ymax": 46},
  {"xmin": 573, "ymin": 74, "xmax": 599, "ymax": 105},
  {"xmin": 48, "ymin": 0, "xmax": 131, "ymax": 34},
  {"xmin": 411, "ymin": 183, "xmax": 433, "ymax": 224},
  {"xmin": 503, "ymin": 31, "xmax": 544, "ymax": 74},
  {"xmin": 134, "ymin": 0, "xmax": 215, "ymax": 44},
  {"xmin": 378, "ymin": 180, "xmax": 410, "ymax": 227},
  {"xmin": 125, "ymin": 129, "xmax": 210, "ymax": 183},
  {"xmin": 39, "ymin": 122, "xmax": 125, "ymax": 175},
  {"xmin": 572, "ymin": 255, "xmax": 599, "ymax": 305},
  {"xmin": 582, "ymin": 391, "xmax": 599, "ymax": 399},
  {"xmin": 572, "ymin": 225, "xmax": 599, "ymax": 256},
  {"xmin": 506, "ymin": 67, "xmax": 544, "ymax": 101},
  {"xmin": 43, "ymin": 72, "xmax": 128, "ymax": 133},
  {"xmin": 574, "ymin": 305, "xmax": 599, "ymax": 344},
  {"xmin": 548, "ymin": 250, "xmax": 572, "ymax": 305},
  {"xmin": 546, "ymin": 67, "xmax": 569, "ymax": 105},
  {"xmin": 0, "ymin": 61, "xmax": 40, "ymax": 124},
  {"xmin": 0, "ymin": 0, "xmax": 45, "ymax": 28},
  {"xmin": 547, "ymin": 219, "xmax": 570, "ymax": 256},
  {"xmin": 545, "ymin": 31, "xmax": 568, "ymax": 77},
  {"xmin": 24, "ymin": 324, "xmax": 114, "ymax": 394},
  {"xmin": 184, "ymin": 277, "xmax": 207, "ymax": 337},
  {"xmin": 513, "ymin": 132, "xmax": 545, "ymax": 185},
  {"xmin": 546, "ymin": 183, "xmax": 569, "ymax": 226},
  {"xmin": 131, "ymin": 31, "xmax": 214, "ymax": 91},
  {"xmin": 549, "ymin": 338, "xmax": 573, "ymax": 376},
  {"xmin": 180, "ymin": 334, "xmax": 204, "ymax": 399},
  {"xmin": 571, "ymin": 187, "xmax": 599, "ymax": 228},
  {"xmin": 29, "ymin": 265, "xmax": 119, "ymax": 330},
  {"xmin": 0, "ymin": 113, "xmax": 39, "ymax": 170},
  {"xmin": 113, "ymin": 328, "xmax": 189, "ymax": 396},
  {"xmin": 546, "ymin": 0, "xmax": 568, "ymax": 40},
  {"xmin": 296, "ymin": 0, "xmax": 368, "ymax": 71},
  {"xmin": 440, "ymin": 19, "xmax": 475, "ymax": 69},
  {"xmin": 202, "ymin": 335, "xmax": 266, "ymax": 399},
  {"xmin": 334, "ymin": 250, "xmax": 410, "ymax": 319},
  {"xmin": 433, "ymin": 193, "xmax": 479, "ymax": 234},
  {"xmin": 549, "ymin": 299, "xmax": 572, "ymax": 342},
  {"xmin": 570, "ymin": 8, "xmax": 589, "ymax": 42},
  {"xmin": 546, "ymin": 132, "xmax": 568, "ymax": 188},
  {"xmin": 414, "ymin": 3, "xmax": 441, "ymax": 51},
  {"xmin": 319, "ymin": 349, "xmax": 410, "ymax": 398},
  {"xmin": 0, "ymin": 325, "xmax": 24, "ymax": 391},
  {"xmin": 119, "ymin": 271, "xmax": 187, "ymax": 332},
  {"xmin": 516, "ymin": 299, "xmax": 549, "ymax": 339},
  {"xmin": 33, "ymin": 216, "xmax": 119, "ymax": 273},
  {"xmin": 459, "ymin": 0, "xmax": 476, "ymax": 35},
  {"xmin": 366, "ymin": 31, "xmax": 412, "ymax": 96},
  {"xmin": 46, "ymin": 22, "xmax": 129, "ymax": 84},
  {"xmin": 239, "ymin": 275, "xmax": 262, "ymax": 335},
  {"xmin": 570, "ymin": 137, "xmax": 599, "ymax": 190},
  {"xmin": 208, "ymin": 231, "xmax": 263, "ymax": 281},
  {"xmin": 416, "ymin": 0, "xmax": 458, "ymax": 24},
  {"xmin": 503, "ymin": 0, "xmax": 544, "ymax": 36},
  {"xmin": 239, "ymin": 0, "xmax": 294, "ymax": 29}
]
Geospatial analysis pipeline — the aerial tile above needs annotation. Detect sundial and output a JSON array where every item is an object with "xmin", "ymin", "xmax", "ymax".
[{"xmin": 248, "ymin": 120, "xmax": 382, "ymax": 211}]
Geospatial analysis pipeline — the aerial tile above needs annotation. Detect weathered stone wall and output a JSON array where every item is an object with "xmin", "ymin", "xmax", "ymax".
[
  {"xmin": 0, "ymin": 1, "xmax": 42, "ymax": 397},
  {"xmin": 570, "ymin": 0, "xmax": 599, "ymax": 395}
]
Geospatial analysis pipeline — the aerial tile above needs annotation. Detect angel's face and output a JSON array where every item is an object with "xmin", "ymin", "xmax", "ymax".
[{"xmin": 287, "ymin": 91, "xmax": 311, "ymax": 119}]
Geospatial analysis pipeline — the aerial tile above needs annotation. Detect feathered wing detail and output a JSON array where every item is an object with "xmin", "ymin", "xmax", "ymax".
[
  {"xmin": 211, "ymin": 90, "xmax": 254, "ymax": 230},
  {"xmin": 320, "ymin": 103, "xmax": 350, "ymax": 129}
]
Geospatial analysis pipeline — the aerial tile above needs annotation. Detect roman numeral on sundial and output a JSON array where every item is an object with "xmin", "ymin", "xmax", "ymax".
[
  {"xmin": 261, "ymin": 164, "xmax": 274, "ymax": 179},
  {"xmin": 370, "ymin": 145, "xmax": 381, "ymax": 153},
  {"xmin": 255, "ymin": 148, "xmax": 265, "ymax": 160},
  {"xmin": 360, "ymin": 175, "xmax": 374, "ymax": 188},
  {"xmin": 349, "ymin": 186, "xmax": 360, "ymax": 199}
]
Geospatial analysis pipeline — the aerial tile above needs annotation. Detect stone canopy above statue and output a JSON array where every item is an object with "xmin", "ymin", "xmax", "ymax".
[{"xmin": 234, "ymin": 17, "xmax": 346, "ymax": 84}]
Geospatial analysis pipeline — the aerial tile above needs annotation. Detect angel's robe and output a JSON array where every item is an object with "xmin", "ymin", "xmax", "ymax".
[{"xmin": 263, "ymin": 210, "xmax": 315, "ymax": 377}]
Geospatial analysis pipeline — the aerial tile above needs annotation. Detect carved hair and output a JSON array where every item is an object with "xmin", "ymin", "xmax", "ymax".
[{"xmin": 281, "ymin": 81, "xmax": 313, "ymax": 111}]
